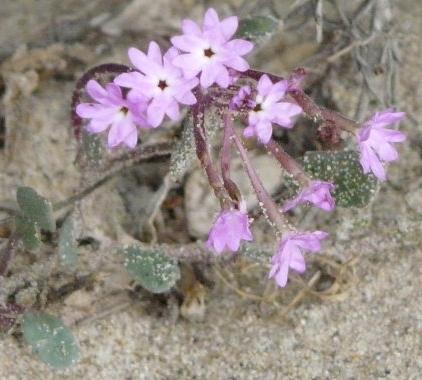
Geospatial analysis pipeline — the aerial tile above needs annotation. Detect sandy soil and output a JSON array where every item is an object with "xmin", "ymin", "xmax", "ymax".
[{"xmin": 0, "ymin": 0, "xmax": 421, "ymax": 379}]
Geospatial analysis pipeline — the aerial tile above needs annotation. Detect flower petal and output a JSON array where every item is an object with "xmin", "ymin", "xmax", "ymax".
[
  {"xmin": 114, "ymin": 72, "xmax": 145, "ymax": 89},
  {"xmin": 225, "ymin": 39, "xmax": 254, "ymax": 55},
  {"xmin": 182, "ymin": 19, "xmax": 202, "ymax": 36},
  {"xmin": 257, "ymin": 74, "xmax": 273, "ymax": 97},
  {"xmin": 86, "ymin": 80, "xmax": 108, "ymax": 103},
  {"xmin": 147, "ymin": 41, "xmax": 162, "ymax": 65},
  {"xmin": 219, "ymin": 16, "xmax": 238, "ymax": 40},
  {"xmin": 203, "ymin": 8, "xmax": 220, "ymax": 29},
  {"xmin": 128, "ymin": 47, "xmax": 161, "ymax": 76}
]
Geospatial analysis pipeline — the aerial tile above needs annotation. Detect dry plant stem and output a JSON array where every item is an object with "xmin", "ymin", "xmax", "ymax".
[
  {"xmin": 53, "ymin": 142, "xmax": 172, "ymax": 211},
  {"xmin": 265, "ymin": 139, "xmax": 310, "ymax": 186},
  {"xmin": 243, "ymin": 69, "xmax": 361, "ymax": 133},
  {"xmin": 227, "ymin": 120, "xmax": 291, "ymax": 234},
  {"xmin": 0, "ymin": 303, "xmax": 24, "ymax": 330},
  {"xmin": 0, "ymin": 233, "xmax": 20, "ymax": 277},
  {"xmin": 279, "ymin": 270, "xmax": 321, "ymax": 317},
  {"xmin": 192, "ymin": 89, "xmax": 230, "ymax": 210}
]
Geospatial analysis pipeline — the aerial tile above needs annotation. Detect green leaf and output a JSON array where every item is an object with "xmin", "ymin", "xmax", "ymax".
[
  {"xmin": 124, "ymin": 245, "xmax": 180, "ymax": 293},
  {"xmin": 15, "ymin": 216, "xmax": 40, "ymax": 251},
  {"xmin": 16, "ymin": 187, "xmax": 55, "ymax": 232},
  {"xmin": 22, "ymin": 311, "xmax": 80, "ymax": 369},
  {"xmin": 58, "ymin": 214, "xmax": 78, "ymax": 268},
  {"xmin": 303, "ymin": 150, "xmax": 377, "ymax": 208},
  {"xmin": 237, "ymin": 15, "xmax": 278, "ymax": 43}
]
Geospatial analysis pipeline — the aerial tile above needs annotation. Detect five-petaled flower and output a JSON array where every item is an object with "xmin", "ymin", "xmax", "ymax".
[
  {"xmin": 76, "ymin": 80, "xmax": 149, "ymax": 149},
  {"xmin": 207, "ymin": 209, "xmax": 253, "ymax": 254},
  {"xmin": 171, "ymin": 8, "xmax": 253, "ymax": 88},
  {"xmin": 282, "ymin": 181, "xmax": 336, "ymax": 212},
  {"xmin": 269, "ymin": 231, "xmax": 328, "ymax": 288},
  {"xmin": 357, "ymin": 109, "xmax": 406, "ymax": 181},
  {"xmin": 114, "ymin": 41, "xmax": 198, "ymax": 128},
  {"xmin": 243, "ymin": 74, "xmax": 303, "ymax": 144}
]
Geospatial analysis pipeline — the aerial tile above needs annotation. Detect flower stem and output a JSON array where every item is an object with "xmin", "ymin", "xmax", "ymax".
[
  {"xmin": 192, "ymin": 89, "xmax": 230, "ymax": 209},
  {"xmin": 265, "ymin": 139, "xmax": 310, "ymax": 186},
  {"xmin": 288, "ymin": 88, "xmax": 360, "ymax": 133},
  {"xmin": 242, "ymin": 69, "xmax": 360, "ymax": 133},
  {"xmin": 221, "ymin": 113, "xmax": 242, "ymax": 205},
  {"xmin": 227, "ymin": 123, "xmax": 293, "ymax": 234}
]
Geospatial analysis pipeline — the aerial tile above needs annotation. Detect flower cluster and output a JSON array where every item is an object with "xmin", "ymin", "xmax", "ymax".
[
  {"xmin": 74, "ymin": 7, "xmax": 407, "ymax": 290},
  {"xmin": 76, "ymin": 8, "xmax": 253, "ymax": 149}
]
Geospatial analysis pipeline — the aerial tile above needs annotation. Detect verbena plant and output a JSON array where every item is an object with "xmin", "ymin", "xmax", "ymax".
[{"xmin": 0, "ymin": 8, "xmax": 405, "ymax": 369}]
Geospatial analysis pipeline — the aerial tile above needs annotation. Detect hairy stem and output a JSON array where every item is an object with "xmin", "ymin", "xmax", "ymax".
[
  {"xmin": 228, "ymin": 123, "xmax": 293, "ymax": 234},
  {"xmin": 220, "ymin": 113, "xmax": 242, "ymax": 204},
  {"xmin": 265, "ymin": 139, "xmax": 310, "ymax": 186},
  {"xmin": 288, "ymin": 89, "xmax": 360, "ymax": 132},
  {"xmin": 243, "ymin": 69, "xmax": 361, "ymax": 133},
  {"xmin": 192, "ymin": 89, "xmax": 231, "ymax": 209}
]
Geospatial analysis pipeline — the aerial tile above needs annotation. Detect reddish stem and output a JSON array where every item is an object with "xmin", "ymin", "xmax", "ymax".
[
  {"xmin": 289, "ymin": 89, "xmax": 359, "ymax": 133},
  {"xmin": 243, "ymin": 69, "xmax": 360, "ymax": 133},
  {"xmin": 192, "ymin": 89, "xmax": 230, "ymax": 209},
  {"xmin": 265, "ymin": 139, "xmax": 310, "ymax": 186},
  {"xmin": 220, "ymin": 113, "xmax": 242, "ymax": 204},
  {"xmin": 228, "ymin": 123, "xmax": 293, "ymax": 234}
]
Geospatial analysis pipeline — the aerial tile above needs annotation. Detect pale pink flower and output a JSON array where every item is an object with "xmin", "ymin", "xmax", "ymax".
[
  {"xmin": 229, "ymin": 85, "xmax": 251, "ymax": 111},
  {"xmin": 243, "ymin": 74, "xmax": 303, "ymax": 144},
  {"xmin": 269, "ymin": 231, "xmax": 328, "ymax": 288},
  {"xmin": 357, "ymin": 109, "xmax": 406, "ymax": 181},
  {"xmin": 114, "ymin": 42, "xmax": 198, "ymax": 128},
  {"xmin": 171, "ymin": 8, "xmax": 254, "ymax": 88},
  {"xmin": 76, "ymin": 80, "xmax": 148, "ymax": 149},
  {"xmin": 207, "ymin": 210, "xmax": 253, "ymax": 254},
  {"xmin": 282, "ymin": 181, "xmax": 335, "ymax": 212}
]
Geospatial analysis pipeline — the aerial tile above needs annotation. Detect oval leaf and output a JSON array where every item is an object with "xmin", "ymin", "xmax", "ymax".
[
  {"xmin": 15, "ymin": 216, "xmax": 40, "ymax": 251},
  {"xmin": 303, "ymin": 150, "xmax": 377, "ymax": 207},
  {"xmin": 124, "ymin": 245, "xmax": 180, "ymax": 293},
  {"xmin": 237, "ymin": 15, "xmax": 278, "ymax": 43},
  {"xmin": 22, "ymin": 311, "xmax": 80, "ymax": 369},
  {"xmin": 16, "ymin": 187, "xmax": 55, "ymax": 232}
]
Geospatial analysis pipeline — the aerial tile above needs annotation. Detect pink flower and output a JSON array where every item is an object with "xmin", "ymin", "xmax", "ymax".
[
  {"xmin": 282, "ymin": 181, "xmax": 335, "ymax": 212},
  {"xmin": 229, "ymin": 85, "xmax": 251, "ymax": 111},
  {"xmin": 269, "ymin": 231, "xmax": 328, "ymax": 288},
  {"xmin": 171, "ymin": 8, "xmax": 254, "ymax": 88},
  {"xmin": 243, "ymin": 74, "xmax": 303, "ymax": 144},
  {"xmin": 357, "ymin": 109, "xmax": 406, "ymax": 181},
  {"xmin": 76, "ymin": 80, "xmax": 148, "ymax": 149},
  {"xmin": 207, "ymin": 210, "xmax": 253, "ymax": 254},
  {"xmin": 114, "ymin": 42, "xmax": 198, "ymax": 128}
]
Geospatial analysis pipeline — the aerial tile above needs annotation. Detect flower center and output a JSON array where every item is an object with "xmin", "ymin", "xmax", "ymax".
[
  {"xmin": 253, "ymin": 103, "xmax": 263, "ymax": 112},
  {"xmin": 203, "ymin": 47, "xmax": 215, "ymax": 58},
  {"xmin": 158, "ymin": 80, "xmax": 168, "ymax": 90},
  {"xmin": 120, "ymin": 106, "xmax": 129, "ymax": 115}
]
